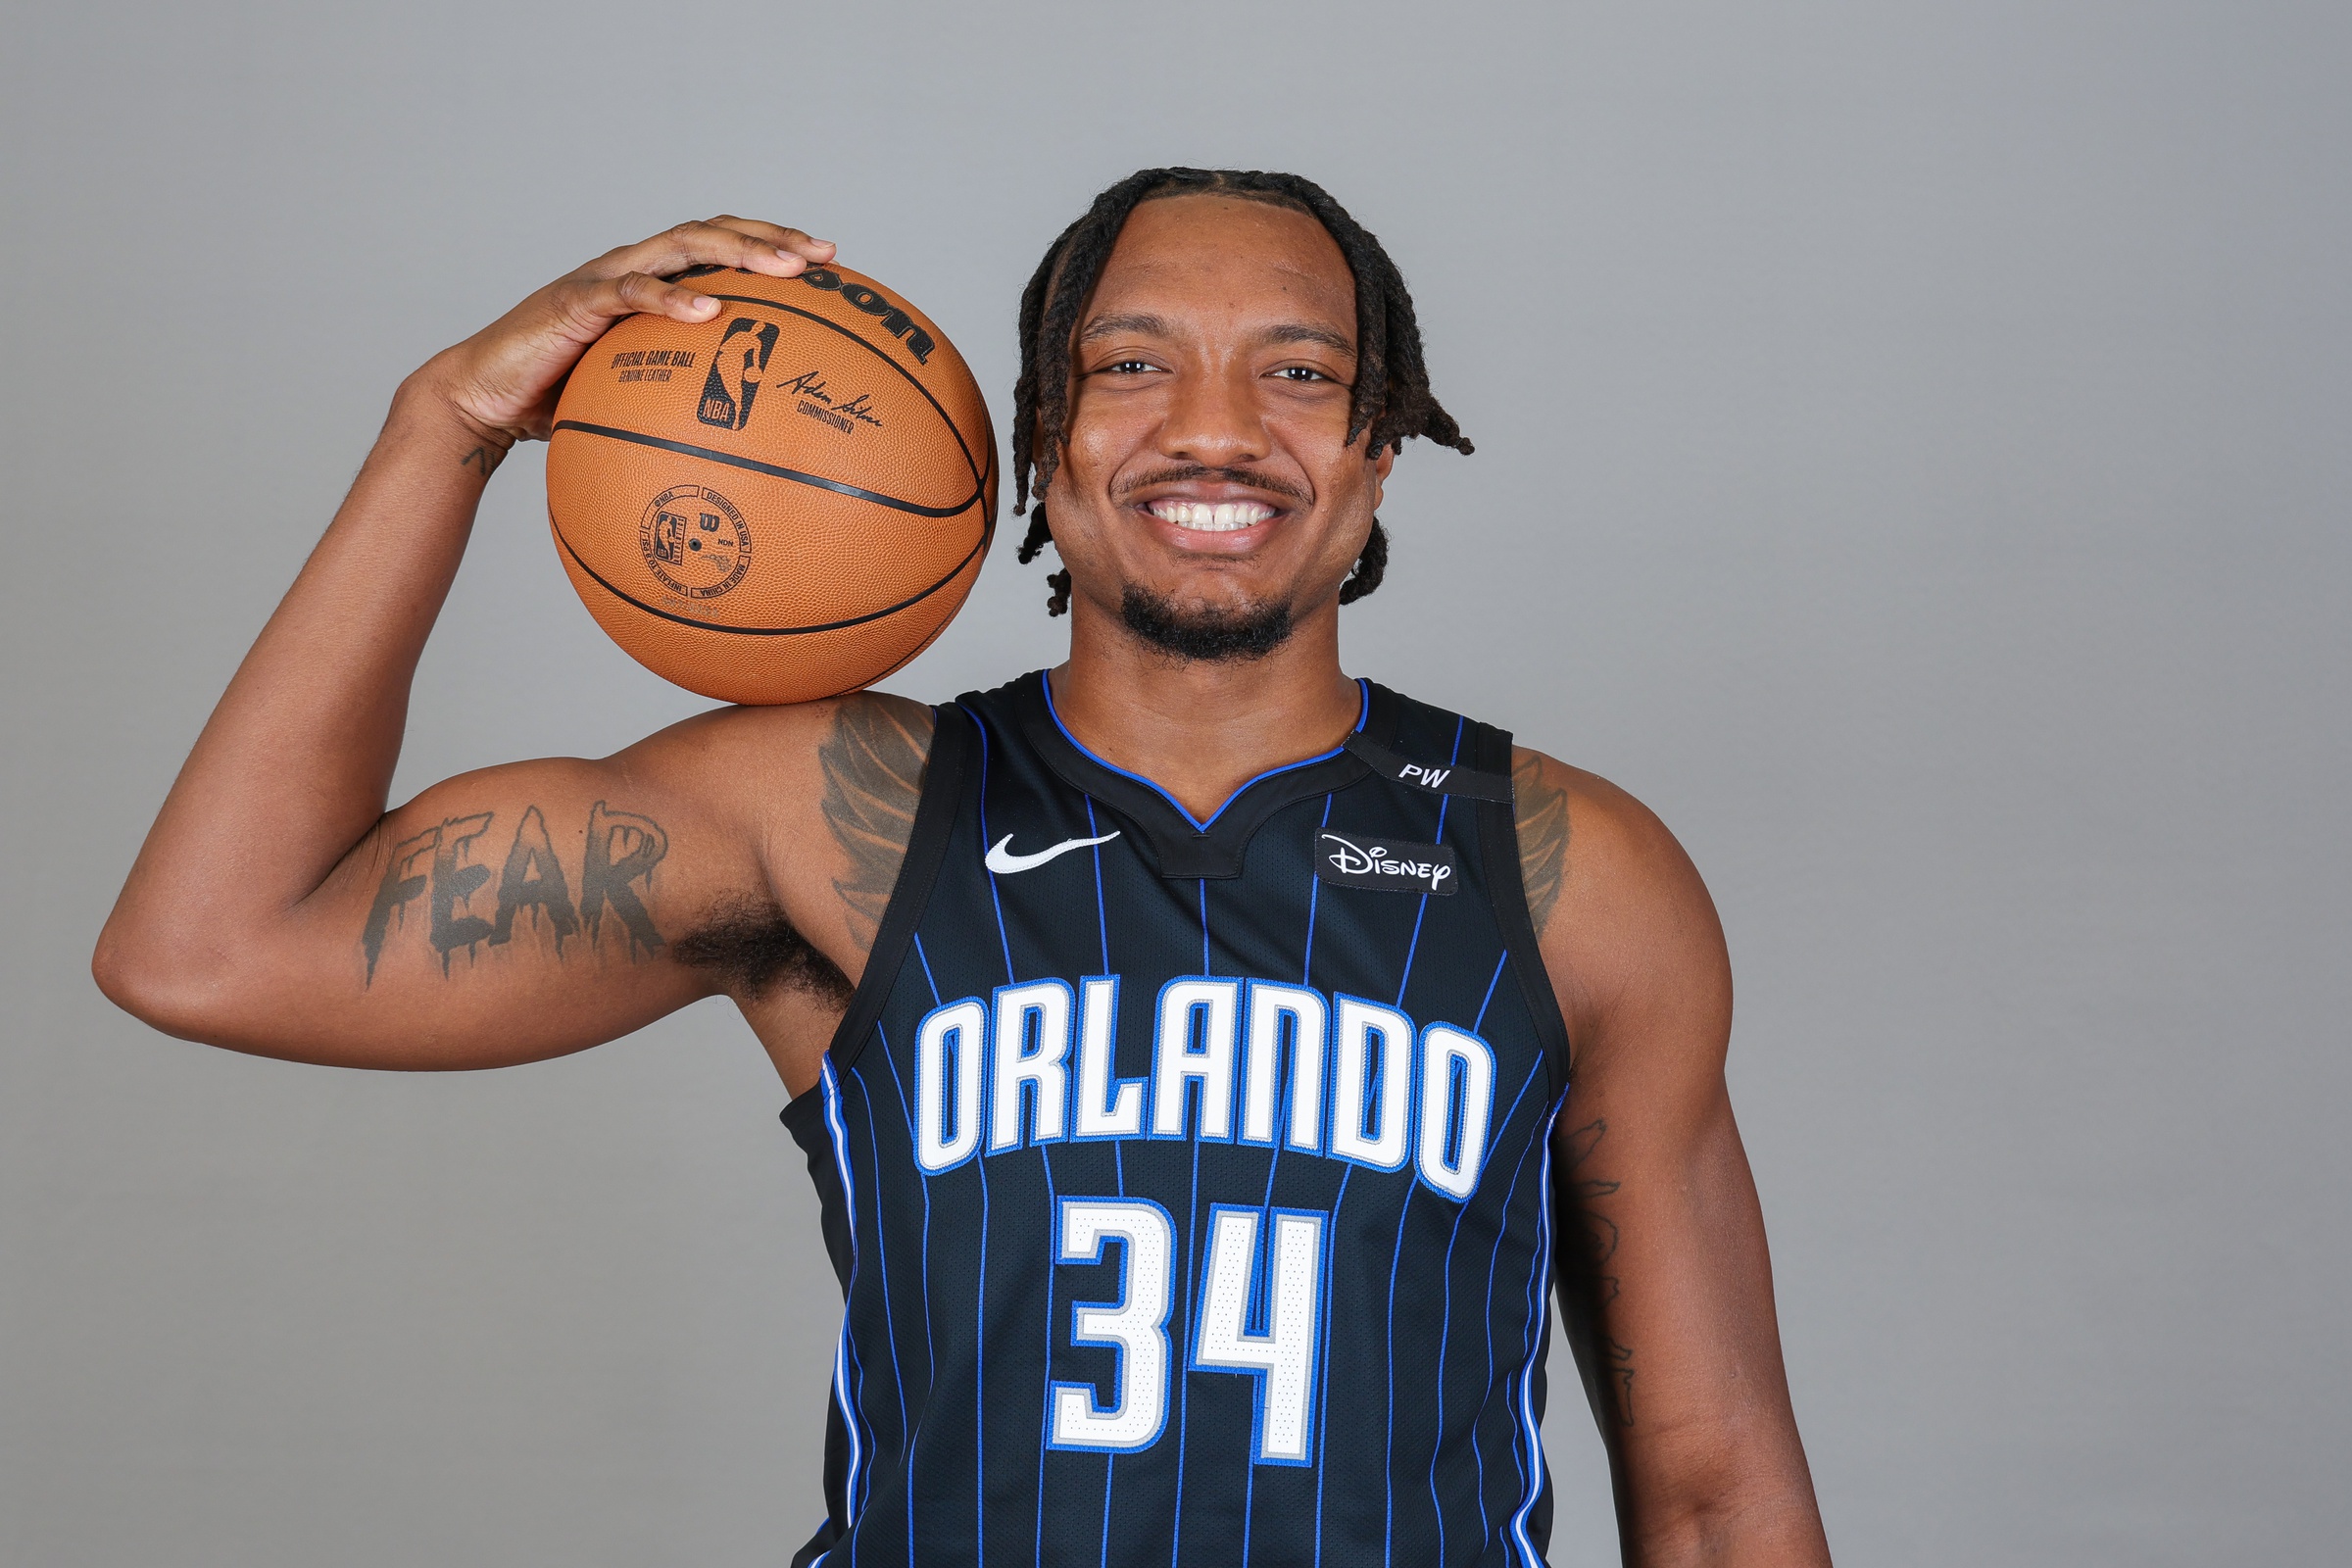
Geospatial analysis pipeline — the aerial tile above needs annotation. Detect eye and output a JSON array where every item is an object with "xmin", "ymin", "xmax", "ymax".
[
  {"xmin": 1102, "ymin": 358, "xmax": 1160, "ymax": 375},
  {"xmin": 1272, "ymin": 366, "xmax": 1334, "ymax": 383}
]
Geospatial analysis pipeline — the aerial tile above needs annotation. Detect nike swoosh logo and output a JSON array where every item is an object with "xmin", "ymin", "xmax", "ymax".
[{"xmin": 984, "ymin": 831, "xmax": 1120, "ymax": 875}]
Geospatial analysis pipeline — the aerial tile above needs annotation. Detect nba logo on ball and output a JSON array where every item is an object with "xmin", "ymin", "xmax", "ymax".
[
  {"xmin": 545, "ymin": 262, "xmax": 997, "ymax": 706},
  {"xmin": 698, "ymin": 318, "xmax": 779, "ymax": 432},
  {"xmin": 639, "ymin": 485, "xmax": 752, "ymax": 602}
]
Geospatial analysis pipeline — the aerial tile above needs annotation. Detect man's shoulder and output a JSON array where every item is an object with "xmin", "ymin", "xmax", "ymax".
[
  {"xmin": 1508, "ymin": 743, "xmax": 1728, "ymax": 1054},
  {"xmin": 1509, "ymin": 747, "xmax": 1707, "ymax": 920},
  {"xmin": 631, "ymin": 688, "xmax": 936, "ymax": 771},
  {"xmin": 607, "ymin": 690, "xmax": 940, "ymax": 876},
  {"xmin": 1509, "ymin": 747, "xmax": 1659, "ymax": 846}
]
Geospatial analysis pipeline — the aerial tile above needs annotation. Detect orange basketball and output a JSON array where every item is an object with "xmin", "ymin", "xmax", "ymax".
[{"xmin": 546, "ymin": 261, "xmax": 996, "ymax": 705}]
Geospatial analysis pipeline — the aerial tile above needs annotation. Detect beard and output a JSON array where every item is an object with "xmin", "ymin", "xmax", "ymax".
[{"xmin": 1118, "ymin": 584, "xmax": 1296, "ymax": 663}]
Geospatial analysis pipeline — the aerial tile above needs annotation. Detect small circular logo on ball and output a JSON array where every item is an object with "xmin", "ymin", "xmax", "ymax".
[{"xmin": 639, "ymin": 485, "xmax": 753, "ymax": 600}]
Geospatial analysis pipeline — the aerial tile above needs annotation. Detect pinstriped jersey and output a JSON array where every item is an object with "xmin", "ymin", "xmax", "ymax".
[{"xmin": 783, "ymin": 671, "xmax": 1573, "ymax": 1567}]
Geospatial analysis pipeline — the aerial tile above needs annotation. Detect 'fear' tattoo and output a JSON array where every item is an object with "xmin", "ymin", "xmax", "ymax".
[
  {"xmin": 360, "ymin": 801, "xmax": 667, "ymax": 982},
  {"xmin": 1558, "ymin": 1116, "xmax": 1637, "ymax": 1427},
  {"xmin": 1514, "ymin": 751, "xmax": 1569, "ymax": 938},
  {"xmin": 818, "ymin": 696, "xmax": 934, "ymax": 955}
]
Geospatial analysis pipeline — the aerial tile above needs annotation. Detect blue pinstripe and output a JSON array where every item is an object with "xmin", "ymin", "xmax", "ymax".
[
  {"xmin": 1480, "ymin": 1098, "xmax": 1556, "ymax": 1563},
  {"xmin": 820, "ymin": 1060, "xmax": 870, "ymax": 1541},
  {"xmin": 1099, "ymin": 1141, "xmax": 1126, "ymax": 1568},
  {"xmin": 1083, "ymin": 794, "xmax": 1122, "ymax": 1568},
  {"xmin": 1507, "ymin": 1116, "xmax": 1562, "ymax": 1565},
  {"xmin": 964, "ymin": 708, "xmax": 1006, "ymax": 1568},
  {"xmin": 848, "ymin": 1070, "xmax": 911, "ymax": 1558},
  {"xmin": 1444, "ymin": 953, "xmax": 1517, "ymax": 1551},
  {"xmin": 1383, "ymin": 716, "xmax": 1464, "ymax": 1564},
  {"xmin": 1310, "ymin": 1161, "xmax": 1351, "ymax": 1567},
  {"xmin": 1242, "ymin": 787, "xmax": 1337, "ymax": 1564},
  {"xmin": 1442, "ymin": 1047, "xmax": 1543, "ymax": 1554},
  {"xmin": 873, "ymin": 1029, "xmax": 930, "ymax": 1564}
]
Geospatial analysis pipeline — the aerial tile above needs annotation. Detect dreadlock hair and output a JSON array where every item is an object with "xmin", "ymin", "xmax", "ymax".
[{"xmin": 1010, "ymin": 168, "xmax": 1471, "ymax": 615}]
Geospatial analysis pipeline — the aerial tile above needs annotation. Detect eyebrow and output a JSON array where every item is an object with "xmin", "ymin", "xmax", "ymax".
[
  {"xmin": 1078, "ymin": 312, "xmax": 1175, "ymax": 344},
  {"xmin": 1258, "ymin": 322, "xmax": 1358, "ymax": 359},
  {"xmin": 1077, "ymin": 312, "xmax": 1359, "ymax": 360}
]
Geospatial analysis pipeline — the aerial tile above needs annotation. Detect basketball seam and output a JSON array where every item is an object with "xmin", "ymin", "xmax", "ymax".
[
  {"xmin": 701, "ymin": 292, "xmax": 985, "ymax": 488},
  {"xmin": 551, "ymin": 420, "xmax": 984, "ymax": 519},
  {"xmin": 551, "ymin": 512, "xmax": 988, "ymax": 637},
  {"xmin": 857, "ymin": 606, "xmax": 958, "ymax": 688}
]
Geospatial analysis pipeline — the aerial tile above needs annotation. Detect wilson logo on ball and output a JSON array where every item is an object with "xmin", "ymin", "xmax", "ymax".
[
  {"xmin": 796, "ymin": 269, "xmax": 938, "ymax": 365},
  {"xmin": 672, "ymin": 264, "xmax": 938, "ymax": 366}
]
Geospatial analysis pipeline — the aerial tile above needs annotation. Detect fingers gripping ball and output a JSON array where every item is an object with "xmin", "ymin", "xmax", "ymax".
[{"xmin": 547, "ymin": 262, "xmax": 996, "ymax": 705}]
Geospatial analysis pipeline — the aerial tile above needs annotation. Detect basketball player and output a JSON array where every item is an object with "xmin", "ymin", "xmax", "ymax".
[{"xmin": 95, "ymin": 169, "xmax": 1833, "ymax": 1565}]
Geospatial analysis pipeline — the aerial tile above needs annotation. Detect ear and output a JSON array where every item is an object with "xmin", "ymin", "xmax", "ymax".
[{"xmin": 1368, "ymin": 442, "xmax": 1396, "ymax": 511}]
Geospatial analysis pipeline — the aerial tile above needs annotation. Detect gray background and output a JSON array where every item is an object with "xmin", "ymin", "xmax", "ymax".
[{"xmin": 4, "ymin": 2, "xmax": 2346, "ymax": 1563}]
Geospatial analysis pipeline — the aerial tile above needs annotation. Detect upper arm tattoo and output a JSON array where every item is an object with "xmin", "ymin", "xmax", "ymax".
[
  {"xmin": 359, "ymin": 800, "xmax": 668, "ymax": 983},
  {"xmin": 1514, "ymin": 751, "xmax": 1569, "ymax": 938},
  {"xmin": 818, "ymin": 697, "xmax": 936, "ymax": 955}
]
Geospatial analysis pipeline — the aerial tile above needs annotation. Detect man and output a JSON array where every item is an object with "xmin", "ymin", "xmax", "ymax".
[{"xmin": 96, "ymin": 168, "xmax": 1832, "ymax": 1565}]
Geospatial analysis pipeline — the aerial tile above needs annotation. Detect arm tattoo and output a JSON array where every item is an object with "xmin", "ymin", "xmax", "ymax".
[
  {"xmin": 1558, "ymin": 1116, "xmax": 1637, "ymax": 1427},
  {"xmin": 1514, "ymin": 751, "xmax": 1569, "ymax": 938},
  {"xmin": 360, "ymin": 800, "xmax": 666, "ymax": 983},
  {"xmin": 818, "ymin": 697, "xmax": 935, "ymax": 955}
]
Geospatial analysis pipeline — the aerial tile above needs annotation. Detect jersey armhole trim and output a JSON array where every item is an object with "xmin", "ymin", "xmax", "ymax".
[
  {"xmin": 820, "ymin": 701, "xmax": 973, "ymax": 1074},
  {"xmin": 1473, "ymin": 721, "xmax": 1576, "ymax": 1097}
]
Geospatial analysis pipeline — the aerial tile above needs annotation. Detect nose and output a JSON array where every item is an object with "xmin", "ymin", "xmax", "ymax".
[{"xmin": 1155, "ymin": 358, "xmax": 1270, "ymax": 471}]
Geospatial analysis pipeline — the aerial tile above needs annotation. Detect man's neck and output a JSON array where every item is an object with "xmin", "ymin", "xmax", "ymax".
[{"xmin": 1050, "ymin": 602, "xmax": 1361, "ymax": 822}]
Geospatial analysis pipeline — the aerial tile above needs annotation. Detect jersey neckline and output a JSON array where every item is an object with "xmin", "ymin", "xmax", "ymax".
[
  {"xmin": 1002, "ymin": 670, "xmax": 1396, "ymax": 880},
  {"xmin": 1039, "ymin": 669, "xmax": 1370, "ymax": 831}
]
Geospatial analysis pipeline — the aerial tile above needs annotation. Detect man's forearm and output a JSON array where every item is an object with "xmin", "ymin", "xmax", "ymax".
[
  {"xmin": 1619, "ymin": 1480, "xmax": 1833, "ymax": 1568},
  {"xmin": 97, "ymin": 373, "xmax": 498, "ymax": 999}
]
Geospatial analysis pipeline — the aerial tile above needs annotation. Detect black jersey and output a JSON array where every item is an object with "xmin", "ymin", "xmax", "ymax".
[{"xmin": 783, "ymin": 671, "xmax": 1573, "ymax": 1567}]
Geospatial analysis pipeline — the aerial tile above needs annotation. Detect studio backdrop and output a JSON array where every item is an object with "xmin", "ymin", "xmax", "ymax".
[{"xmin": 4, "ymin": 3, "xmax": 2346, "ymax": 1564}]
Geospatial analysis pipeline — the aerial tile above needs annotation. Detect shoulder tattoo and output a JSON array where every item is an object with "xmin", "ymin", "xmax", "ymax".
[
  {"xmin": 1514, "ymin": 750, "xmax": 1569, "ymax": 938},
  {"xmin": 818, "ymin": 696, "xmax": 936, "ymax": 954}
]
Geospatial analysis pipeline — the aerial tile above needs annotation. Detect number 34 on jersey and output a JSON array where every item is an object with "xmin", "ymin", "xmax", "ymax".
[{"xmin": 1049, "ymin": 1198, "xmax": 1328, "ymax": 1465}]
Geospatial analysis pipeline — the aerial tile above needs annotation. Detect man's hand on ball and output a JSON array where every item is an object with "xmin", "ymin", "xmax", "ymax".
[{"xmin": 416, "ymin": 218, "xmax": 836, "ymax": 448}]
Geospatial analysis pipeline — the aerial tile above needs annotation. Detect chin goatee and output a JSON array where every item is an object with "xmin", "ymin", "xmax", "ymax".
[{"xmin": 1118, "ymin": 585, "xmax": 1296, "ymax": 663}]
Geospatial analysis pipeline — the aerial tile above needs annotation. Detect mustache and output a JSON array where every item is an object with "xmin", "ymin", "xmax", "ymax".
[{"xmin": 1112, "ymin": 465, "xmax": 1311, "ymax": 506}]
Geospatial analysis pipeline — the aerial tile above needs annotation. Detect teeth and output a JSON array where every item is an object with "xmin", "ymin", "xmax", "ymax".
[{"xmin": 1148, "ymin": 500, "xmax": 1277, "ymax": 531}]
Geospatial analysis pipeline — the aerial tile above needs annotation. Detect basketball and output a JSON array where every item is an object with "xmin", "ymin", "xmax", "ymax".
[{"xmin": 546, "ymin": 262, "xmax": 995, "ymax": 705}]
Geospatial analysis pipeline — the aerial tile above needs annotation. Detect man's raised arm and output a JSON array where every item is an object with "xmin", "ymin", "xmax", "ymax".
[{"xmin": 92, "ymin": 219, "xmax": 883, "ymax": 1071}]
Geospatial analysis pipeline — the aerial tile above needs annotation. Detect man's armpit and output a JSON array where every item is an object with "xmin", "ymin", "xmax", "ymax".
[{"xmin": 672, "ymin": 892, "xmax": 852, "ymax": 1006}]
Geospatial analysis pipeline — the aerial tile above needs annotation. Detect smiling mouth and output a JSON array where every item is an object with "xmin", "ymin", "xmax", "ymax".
[{"xmin": 1145, "ymin": 499, "xmax": 1279, "ymax": 532}]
